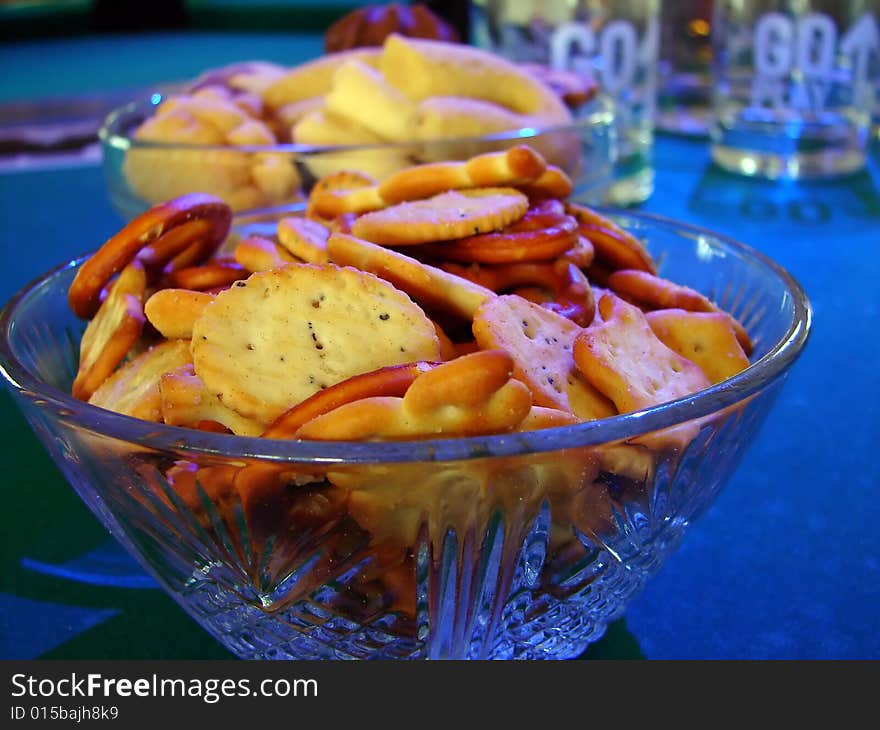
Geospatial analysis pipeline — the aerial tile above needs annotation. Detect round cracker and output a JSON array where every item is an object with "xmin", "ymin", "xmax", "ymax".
[
  {"xmin": 191, "ymin": 263, "xmax": 441, "ymax": 424},
  {"xmin": 350, "ymin": 187, "xmax": 529, "ymax": 246}
]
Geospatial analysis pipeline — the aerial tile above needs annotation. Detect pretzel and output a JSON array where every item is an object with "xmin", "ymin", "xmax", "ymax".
[
  {"xmin": 136, "ymin": 218, "xmax": 223, "ymax": 276},
  {"xmin": 295, "ymin": 350, "xmax": 532, "ymax": 440},
  {"xmin": 263, "ymin": 361, "xmax": 439, "ymax": 438},
  {"xmin": 426, "ymin": 200, "xmax": 578, "ymax": 264},
  {"xmin": 327, "ymin": 232, "xmax": 495, "ymax": 320},
  {"xmin": 376, "ymin": 145, "xmax": 547, "ymax": 204},
  {"xmin": 607, "ymin": 269, "xmax": 753, "ymax": 355},
  {"xmin": 305, "ymin": 168, "xmax": 383, "ymax": 221},
  {"xmin": 163, "ymin": 257, "xmax": 246, "ymax": 291},
  {"xmin": 350, "ymin": 187, "xmax": 529, "ymax": 246},
  {"xmin": 276, "ymin": 216, "xmax": 331, "ymax": 264},
  {"xmin": 441, "ymin": 259, "xmax": 595, "ymax": 327},
  {"xmin": 309, "ymin": 146, "xmax": 547, "ymax": 223},
  {"xmin": 144, "ymin": 288, "xmax": 215, "ymax": 340},
  {"xmin": 565, "ymin": 202, "xmax": 657, "ymax": 275},
  {"xmin": 561, "ymin": 235, "xmax": 596, "ymax": 269},
  {"xmin": 516, "ymin": 165, "xmax": 574, "ymax": 201},
  {"xmin": 68, "ymin": 193, "xmax": 231, "ymax": 319},
  {"xmin": 72, "ymin": 261, "xmax": 147, "ymax": 401},
  {"xmin": 233, "ymin": 234, "xmax": 299, "ymax": 273},
  {"xmin": 584, "ymin": 260, "xmax": 613, "ymax": 288}
]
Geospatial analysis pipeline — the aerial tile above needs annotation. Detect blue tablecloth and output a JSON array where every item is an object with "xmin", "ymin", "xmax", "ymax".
[{"xmin": 1, "ymin": 32, "xmax": 878, "ymax": 660}]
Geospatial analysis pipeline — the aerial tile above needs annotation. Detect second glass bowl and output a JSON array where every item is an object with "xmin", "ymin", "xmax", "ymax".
[{"xmin": 99, "ymin": 93, "xmax": 617, "ymax": 221}]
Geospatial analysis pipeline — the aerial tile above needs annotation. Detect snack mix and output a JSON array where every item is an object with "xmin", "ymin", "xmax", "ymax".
[
  {"xmin": 122, "ymin": 33, "xmax": 593, "ymax": 211},
  {"xmin": 69, "ymin": 144, "xmax": 751, "ymax": 635}
]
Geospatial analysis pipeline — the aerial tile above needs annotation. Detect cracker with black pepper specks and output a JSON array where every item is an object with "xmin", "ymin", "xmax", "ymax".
[
  {"xmin": 191, "ymin": 263, "xmax": 441, "ymax": 423},
  {"xmin": 350, "ymin": 188, "xmax": 528, "ymax": 246},
  {"xmin": 472, "ymin": 294, "xmax": 615, "ymax": 420}
]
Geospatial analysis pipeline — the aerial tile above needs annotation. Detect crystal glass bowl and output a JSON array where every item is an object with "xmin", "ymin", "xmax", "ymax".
[
  {"xmin": 99, "ymin": 94, "xmax": 616, "ymax": 222},
  {"xmin": 0, "ymin": 211, "xmax": 810, "ymax": 660}
]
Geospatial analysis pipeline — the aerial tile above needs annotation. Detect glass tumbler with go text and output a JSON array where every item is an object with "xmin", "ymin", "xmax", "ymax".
[
  {"xmin": 711, "ymin": 0, "xmax": 880, "ymax": 179},
  {"xmin": 470, "ymin": 0, "xmax": 661, "ymax": 206}
]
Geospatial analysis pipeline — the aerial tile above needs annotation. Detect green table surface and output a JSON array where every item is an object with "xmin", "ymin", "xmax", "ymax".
[{"xmin": 1, "ymin": 30, "xmax": 879, "ymax": 661}]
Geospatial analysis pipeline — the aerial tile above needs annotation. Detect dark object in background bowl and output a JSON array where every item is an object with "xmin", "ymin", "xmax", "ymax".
[{"xmin": 324, "ymin": 2, "xmax": 460, "ymax": 53}]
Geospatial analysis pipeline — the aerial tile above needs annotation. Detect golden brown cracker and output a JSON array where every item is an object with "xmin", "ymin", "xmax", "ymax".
[
  {"xmin": 159, "ymin": 364, "xmax": 265, "ymax": 436},
  {"xmin": 144, "ymin": 288, "xmax": 215, "ymax": 340},
  {"xmin": 88, "ymin": 339, "xmax": 192, "ymax": 421},
  {"xmin": 607, "ymin": 269, "xmax": 753, "ymax": 355},
  {"xmin": 645, "ymin": 308, "xmax": 750, "ymax": 384},
  {"xmin": 190, "ymin": 263, "xmax": 442, "ymax": 424},
  {"xmin": 350, "ymin": 187, "xmax": 529, "ymax": 246},
  {"xmin": 233, "ymin": 234, "xmax": 299, "ymax": 272},
  {"xmin": 472, "ymin": 294, "xmax": 615, "ymax": 420},
  {"xmin": 276, "ymin": 216, "xmax": 331, "ymax": 264},
  {"xmin": 573, "ymin": 294, "xmax": 711, "ymax": 414}
]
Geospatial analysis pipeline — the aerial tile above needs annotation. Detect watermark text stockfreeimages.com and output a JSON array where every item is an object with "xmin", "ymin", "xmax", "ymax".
[{"xmin": 10, "ymin": 672, "xmax": 318, "ymax": 705}]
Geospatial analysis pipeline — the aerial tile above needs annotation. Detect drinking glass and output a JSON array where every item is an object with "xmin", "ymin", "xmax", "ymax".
[
  {"xmin": 656, "ymin": 0, "xmax": 715, "ymax": 136},
  {"xmin": 470, "ymin": 0, "xmax": 661, "ymax": 205},
  {"xmin": 710, "ymin": 0, "xmax": 880, "ymax": 178}
]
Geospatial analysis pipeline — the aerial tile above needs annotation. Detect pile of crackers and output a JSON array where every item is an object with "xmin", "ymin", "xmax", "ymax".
[
  {"xmin": 123, "ymin": 34, "xmax": 583, "ymax": 211},
  {"xmin": 69, "ymin": 143, "xmax": 751, "ymax": 446}
]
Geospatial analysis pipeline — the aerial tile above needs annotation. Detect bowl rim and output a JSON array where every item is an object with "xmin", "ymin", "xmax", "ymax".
[
  {"xmin": 97, "ymin": 93, "xmax": 616, "ymax": 155},
  {"xmin": 0, "ymin": 209, "xmax": 812, "ymax": 465}
]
